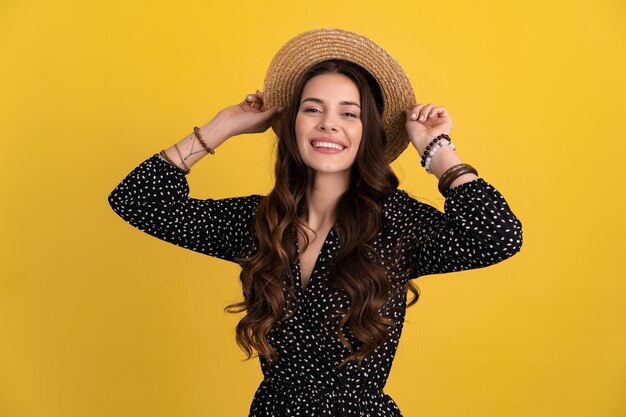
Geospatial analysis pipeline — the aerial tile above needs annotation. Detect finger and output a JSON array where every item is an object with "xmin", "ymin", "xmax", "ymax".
[
  {"xmin": 244, "ymin": 94, "xmax": 263, "ymax": 111},
  {"xmin": 248, "ymin": 91, "xmax": 263, "ymax": 105},
  {"xmin": 254, "ymin": 90, "xmax": 270, "ymax": 110},
  {"xmin": 406, "ymin": 104, "xmax": 426, "ymax": 121},
  {"xmin": 432, "ymin": 107, "xmax": 450, "ymax": 120},
  {"xmin": 428, "ymin": 106, "xmax": 444, "ymax": 118},
  {"xmin": 428, "ymin": 106, "xmax": 446, "ymax": 118},
  {"xmin": 419, "ymin": 103, "xmax": 434, "ymax": 121},
  {"xmin": 437, "ymin": 107, "xmax": 450, "ymax": 118},
  {"xmin": 246, "ymin": 90, "xmax": 264, "ymax": 109},
  {"xmin": 238, "ymin": 101, "xmax": 255, "ymax": 113}
]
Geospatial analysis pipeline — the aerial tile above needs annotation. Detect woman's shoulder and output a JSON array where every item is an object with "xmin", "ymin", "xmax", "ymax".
[
  {"xmin": 381, "ymin": 187, "xmax": 442, "ymax": 225},
  {"xmin": 222, "ymin": 193, "xmax": 265, "ymax": 204},
  {"xmin": 380, "ymin": 188, "xmax": 414, "ymax": 226},
  {"xmin": 382, "ymin": 187, "xmax": 414, "ymax": 212}
]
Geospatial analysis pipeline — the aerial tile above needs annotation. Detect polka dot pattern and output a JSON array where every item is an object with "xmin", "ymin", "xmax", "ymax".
[{"xmin": 109, "ymin": 154, "xmax": 523, "ymax": 416}]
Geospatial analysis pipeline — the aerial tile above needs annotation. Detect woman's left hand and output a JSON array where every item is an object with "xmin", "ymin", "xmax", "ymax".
[{"xmin": 405, "ymin": 103, "xmax": 453, "ymax": 155}]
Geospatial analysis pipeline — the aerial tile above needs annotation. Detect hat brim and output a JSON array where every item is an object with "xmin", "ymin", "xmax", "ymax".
[{"xmin": 263, "ymin": 28, "xmax": 416, "ymax": 164}]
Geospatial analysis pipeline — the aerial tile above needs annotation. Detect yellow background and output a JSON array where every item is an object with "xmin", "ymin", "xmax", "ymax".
[{"xmin": 1, "ymin": 0, "xmax": 624, "ymax": 416}]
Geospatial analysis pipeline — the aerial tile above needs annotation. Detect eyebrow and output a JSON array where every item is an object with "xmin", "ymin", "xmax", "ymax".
[{"xmin": 301, "ymin": 97, "xmax": 361, "ymax": 108}]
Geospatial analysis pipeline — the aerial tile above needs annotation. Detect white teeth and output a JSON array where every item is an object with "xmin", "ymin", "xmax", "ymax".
[{"xmin": 312, "ymin": 141, "xmax": 345, "ymax": 150}]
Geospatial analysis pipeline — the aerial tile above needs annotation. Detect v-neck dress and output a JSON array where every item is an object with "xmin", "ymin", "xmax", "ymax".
[{"xmin": 108, "ymin": 153, "xmax": 523, "ymax": 416}]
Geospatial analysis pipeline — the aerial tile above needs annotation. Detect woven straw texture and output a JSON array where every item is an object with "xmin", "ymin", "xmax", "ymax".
[{"xmin": 263, "ymin": 28, "xmax": 416, "ymax": 163}]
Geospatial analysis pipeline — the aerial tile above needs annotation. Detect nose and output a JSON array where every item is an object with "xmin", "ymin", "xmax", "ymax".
[{"xmin": 317, "ymin": 113, "xmax": 338, "ymax": 132}]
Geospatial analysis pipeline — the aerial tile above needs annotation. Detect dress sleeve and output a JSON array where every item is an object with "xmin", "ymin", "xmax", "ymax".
[
  {"xmin": 399, "ymin": 178, "xmax": 523, "ymax": 279},
  {"xmin": 107, "ymin": 153, "xmax": 263, "ymax": 264}
]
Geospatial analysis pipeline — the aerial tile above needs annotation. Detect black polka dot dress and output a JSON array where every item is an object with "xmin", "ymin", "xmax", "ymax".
[{"xmin": 108, "ymin": 154, "xmax": 523, "ymax": 416}]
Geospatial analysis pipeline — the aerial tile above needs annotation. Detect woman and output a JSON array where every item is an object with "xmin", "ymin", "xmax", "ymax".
[{"xmin": 109, "ymin": 29, "xmax": 523, "ymax": 416}]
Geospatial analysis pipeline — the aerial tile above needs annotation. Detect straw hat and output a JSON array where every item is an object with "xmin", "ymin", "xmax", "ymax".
[{"xmin": 263, "ymin": 28, "xmax": 416, "ymax": 163}]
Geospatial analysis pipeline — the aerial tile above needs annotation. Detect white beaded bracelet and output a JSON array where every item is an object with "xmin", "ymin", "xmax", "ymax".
[{"xmin": 424, "ymin": 139, "xmax": 456, "ymax": 173}]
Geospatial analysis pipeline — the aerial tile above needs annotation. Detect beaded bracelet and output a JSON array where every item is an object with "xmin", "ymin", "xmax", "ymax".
[
  {"xmin": 420, "ymin": 134, "xmax": 455, "ymax": 173},
  {"xmin": 193, "ymin": 126, "xmax": 215, "ymax": 154},
  {"xmin": 420, "ymin": 133, "xmax": 449, "ymax": 166},
  {"xmin": 438, "ymin": 163, "xmax": 478, "ymax": 197},
  {"xmin": 424, "ymin": 139, "xmax": 456, "ymax": 173}
]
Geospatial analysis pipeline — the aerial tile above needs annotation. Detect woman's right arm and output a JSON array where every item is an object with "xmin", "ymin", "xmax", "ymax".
[
  {"xmin": 158, "ymin": 89, "xmax": 282, "ymax": 173},
  {"xmin": 108, "ymin": 91, "xmax": 282, "ymax": 264}
]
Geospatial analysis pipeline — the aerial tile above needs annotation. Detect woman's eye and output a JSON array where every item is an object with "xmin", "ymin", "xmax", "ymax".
[{"xmin": 302, "ymin": 108, "xmax": 358, "ymax": 118}]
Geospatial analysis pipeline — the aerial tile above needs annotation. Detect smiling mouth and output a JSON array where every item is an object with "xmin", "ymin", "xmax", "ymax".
[{"xmin": 311, "ymin": 140, "xmax": 347, "ymax": 150}]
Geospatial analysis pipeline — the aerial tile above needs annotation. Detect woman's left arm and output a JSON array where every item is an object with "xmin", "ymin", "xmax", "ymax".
[{"xmin": 402, "ymin": 103, "xmax": 523, "ymax": 278}]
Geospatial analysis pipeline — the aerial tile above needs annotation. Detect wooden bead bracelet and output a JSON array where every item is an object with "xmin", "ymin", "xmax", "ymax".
[{"xmin": 193, "ymin": 126, "xmax": 215, "ymax": 154}]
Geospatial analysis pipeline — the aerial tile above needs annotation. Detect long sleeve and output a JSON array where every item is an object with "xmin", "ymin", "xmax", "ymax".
[
  {"xmin": 399, "ymin": 178, "xmax": 523, "ymax": 279},
  {"xmin": 108, "ymin": 153, "xmax": 263, "ymax": 264}
]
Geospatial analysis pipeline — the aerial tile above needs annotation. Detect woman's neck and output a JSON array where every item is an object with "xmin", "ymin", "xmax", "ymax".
[{"xmin": 304, "ymin": 171, "xmax": 349, "ymax": 229}]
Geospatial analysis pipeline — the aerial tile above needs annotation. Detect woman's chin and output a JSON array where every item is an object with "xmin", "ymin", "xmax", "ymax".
[
  {"xmin": 304, "ymin": 162, "xmax": 353, "ymax": 175},
  {"xmin": 302, "ymin": 156, "xmax": 356, "ymax": 173}
]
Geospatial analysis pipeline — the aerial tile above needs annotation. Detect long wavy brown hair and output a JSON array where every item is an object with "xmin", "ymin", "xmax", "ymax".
[{"xmin": 225, "ymin": 60, "xmax": 420, "ymax": 368}]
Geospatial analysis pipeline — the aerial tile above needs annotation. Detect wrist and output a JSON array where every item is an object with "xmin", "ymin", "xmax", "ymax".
[
  {"xmin": 427, "ymin": 145, "xmax": 462, "ymax": 179},
  {"xmin": 200, "ymin": 118, "xmax": 232, "ymax": 148}
]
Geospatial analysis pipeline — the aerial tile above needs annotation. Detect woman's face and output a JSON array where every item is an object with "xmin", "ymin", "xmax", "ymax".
[{"xmin": 295, "ymin": 73, "xmax": 363, "ymax": 176}]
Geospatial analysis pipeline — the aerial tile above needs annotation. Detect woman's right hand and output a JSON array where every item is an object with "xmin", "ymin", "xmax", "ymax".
[{"xmin": 212, "ymin": 90, "xmax": 283, "ymax": 139}]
